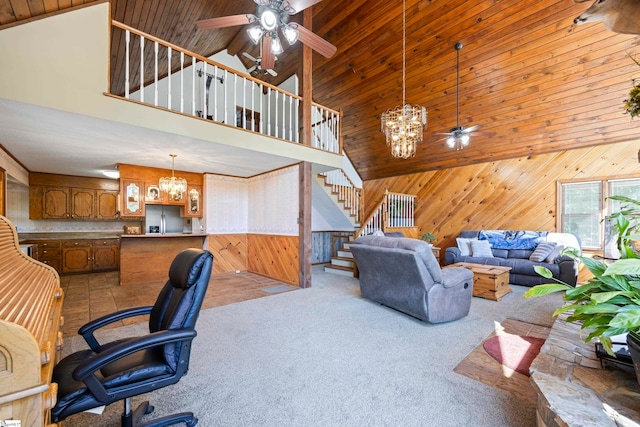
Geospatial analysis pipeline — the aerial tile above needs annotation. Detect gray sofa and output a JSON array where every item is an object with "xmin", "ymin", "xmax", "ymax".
[
  {"xmin": 444, "ymin": 230, "xmax": 581, "ymax": 287},
  {"xmin": 350, "ymin": 235, "xmax": 474, "ymax": 323}
]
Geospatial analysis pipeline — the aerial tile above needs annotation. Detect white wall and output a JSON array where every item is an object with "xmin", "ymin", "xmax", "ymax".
[{"xmin": 205, "ymin": 164, "xmax": 299, "ymax": 236}]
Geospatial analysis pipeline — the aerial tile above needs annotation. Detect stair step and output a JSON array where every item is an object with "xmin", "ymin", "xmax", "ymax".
[
  {"xmin": 337, "ymin": 250, "xmax": 353, "ymax": 258},
  {"xmin": 331, "ymin": 257, "xmax": 354, "ymax": 268},
  {"xmin": 323, "ymin": 265, "xmax": 355, "ymax": 277}
]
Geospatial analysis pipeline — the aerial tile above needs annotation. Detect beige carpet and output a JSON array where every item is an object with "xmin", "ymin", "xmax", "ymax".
[{"xmin": 453, "ymin": 318, "xmax": 551, "ymax": 405}]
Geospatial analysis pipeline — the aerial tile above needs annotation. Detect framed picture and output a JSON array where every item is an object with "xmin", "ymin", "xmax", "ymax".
[{"xmin": 147, "ymin": 185, "xmax": 160, "ymax": 201}]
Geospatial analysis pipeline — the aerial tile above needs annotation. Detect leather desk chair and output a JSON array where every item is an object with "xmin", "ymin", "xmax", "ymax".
[{"xmin": 51, "ymin": 248, "xmax": 213, "ymax": 427}]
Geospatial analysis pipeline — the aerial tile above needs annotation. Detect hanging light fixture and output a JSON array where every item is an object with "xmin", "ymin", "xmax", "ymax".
[
  {"xmin": 245, "ymin": 4, "xmax": 299, "ymax": 55},
  {"xmin": 159, "ymin": 154, "xmax": 187, "ymax": 197},
  {"xmin": 380, "ymin": 0, "xmax": 427, "ymax": 159}
]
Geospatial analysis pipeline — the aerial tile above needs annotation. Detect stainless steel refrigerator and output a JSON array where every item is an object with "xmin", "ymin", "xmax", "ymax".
[{"xmin": 145, "ymin": 205, "xmax": 186, "ymax": 234}]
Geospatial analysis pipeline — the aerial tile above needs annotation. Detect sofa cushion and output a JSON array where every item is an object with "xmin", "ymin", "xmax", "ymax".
[
  {"xmin": 508, "ymin": 249, "xmax": 534, "ymax": 259},
  {"xmin": 529, "ymin": 242, "xmax": 557, "ymax": 262},
  {"xmin": 456, "ymin": 237, "xmax": 476, "ymax": 256},
  {"xmin": 492, "ymin": 249, "xmax": 509, "ymax": 258},
  {"xmin": 471, "ymin": 240, "xmax": 494, "ymax": 257},
  {"xmin": 500, "ymin": 258, "xmax": 561, "ymax": 277},
  {"xmin": 545, "ymin": 244, "xmax": 564, "ymax": 263}
]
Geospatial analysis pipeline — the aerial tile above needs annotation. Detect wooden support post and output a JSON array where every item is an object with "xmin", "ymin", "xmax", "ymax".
[
  {"xmin": 299, "ymin": 162, "xmax": 312, "ymax": 288},
  {"xmin": 301, "ymin": 8, "xmax": 313, "ymax": 147}
]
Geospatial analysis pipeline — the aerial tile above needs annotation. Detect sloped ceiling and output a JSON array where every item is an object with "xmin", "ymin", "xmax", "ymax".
[{"xmin": 1, "ymin": 0, "xmax": 639, "ymax": 181}]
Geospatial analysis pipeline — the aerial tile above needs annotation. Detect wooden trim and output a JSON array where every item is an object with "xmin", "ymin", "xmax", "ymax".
[
  {"xmin": 0, "ymin": 143, "xmax": 30, "ymax": 173},
  {"xmin": 0, "ymin": 0, "xmax": 108, "ymax": 31},
  {"xmin": 299, "ymin": 162, "xmax": 312, "ymax": 288}
]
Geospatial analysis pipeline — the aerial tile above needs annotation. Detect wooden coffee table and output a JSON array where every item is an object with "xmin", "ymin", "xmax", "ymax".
[{"xmin": 447, "ymin": 262, "xmax": 512, "ymax": 301}]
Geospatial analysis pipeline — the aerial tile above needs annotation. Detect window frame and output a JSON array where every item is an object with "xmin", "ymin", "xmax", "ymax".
[{"xmin": 557, "ymin": 175, "xmax": 640, "ymax": 251}]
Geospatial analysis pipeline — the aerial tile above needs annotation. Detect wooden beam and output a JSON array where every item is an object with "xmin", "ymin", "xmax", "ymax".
[{"xmin": 298, "ymin": 161, "xmax": 312, "ymax": 288}]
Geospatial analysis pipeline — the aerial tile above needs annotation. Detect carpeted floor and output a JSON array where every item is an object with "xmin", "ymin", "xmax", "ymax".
[{"xmin": 59, "ymin": 265, "xmax": 563, "ymax": 427}]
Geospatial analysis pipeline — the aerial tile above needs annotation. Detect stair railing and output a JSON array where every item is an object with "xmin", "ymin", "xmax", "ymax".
[
  {"xmin": 319, "ymin": 169, "xmax": 361, "ymax": 223},
  {"xmin": 354, "ymin": 190, "xmax": 416, "ymax": 238},
  {"xmin": 109, "ymin": 20, "xmax": 341, "ymax": 154}
]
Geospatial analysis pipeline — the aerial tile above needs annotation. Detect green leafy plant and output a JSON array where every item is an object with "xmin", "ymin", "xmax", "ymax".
[
  {"xmin": 524, "ymin": 195, "xmax": 640, "ymax": 355},
  {"xmin": 623, "ymin": 55, "xmax": 640, "ymax": 119},
  {"xmin": 420, "ymin": 232, "xmax": 437, "ymax": 244}
]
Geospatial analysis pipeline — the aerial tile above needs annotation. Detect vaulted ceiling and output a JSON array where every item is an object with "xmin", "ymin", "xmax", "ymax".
[{"xmin": 1, "ymin": 0, "xmax": 639, "ymax": 181}]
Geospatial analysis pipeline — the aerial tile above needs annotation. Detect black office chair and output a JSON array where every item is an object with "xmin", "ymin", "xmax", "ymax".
[{"xmin": 52, "ymin": 248, "xmax": 214, "ymax": 427}]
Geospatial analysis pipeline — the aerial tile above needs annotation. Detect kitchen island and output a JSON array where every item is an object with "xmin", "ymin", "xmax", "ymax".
[{"xmin": 120, "ymin": 233, "xmax": 207, "ymax": 286}]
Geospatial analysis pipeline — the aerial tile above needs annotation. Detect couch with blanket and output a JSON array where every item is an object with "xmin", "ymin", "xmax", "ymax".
[
  {"xmin": 350, "ymin": 235, "xmax": 474, "ymax": 323},
  {"xmin": 444, "ymin": 230, "xmax": 581, "ymax": 287}
]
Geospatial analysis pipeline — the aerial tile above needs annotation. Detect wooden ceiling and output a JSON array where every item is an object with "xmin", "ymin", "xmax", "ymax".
[{"xmin": 1, "ymin": 0, "xmax": 639, "ymax": 181}]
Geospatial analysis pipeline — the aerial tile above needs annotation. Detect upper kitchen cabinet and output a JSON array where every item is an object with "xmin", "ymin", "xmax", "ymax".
[
  {"xmin": 29, "ymin": 173, "xmax": 120, "ymax": 220},
  {"xmin": 120, "ymin": 179, "xmax": 145, "ymax": 217},
  {"xmin": 119, "ymin": 164, "xmax": 203, "ymax": 218},
  {"xmin": 184, "ymin": 184, "xmax": 202, "ymax": 218}
]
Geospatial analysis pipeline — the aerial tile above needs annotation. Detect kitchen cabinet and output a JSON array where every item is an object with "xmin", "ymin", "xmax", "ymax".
[
  {"xmin": 120, "ymin": 179, "xmax": 145, "ymax": 217},
  {"xmin": 145, "ymin": 182, "xmax": 167, "ymax": 204},
  {"xmin": 62, "ymin": 240, "xmax": 92, "ymax": 273},
  {"xmin": 96, "ymin": 190, "xmax": 120, "ymax": 220},
  {"xmin": 33, "ymin": 239, "xmax": 61, "ymax": 272},
  {"xmin": 184, "ymin": 184, "xmax": 203, "ymax": 218},
  {"xmin": 30, "ymin": 186, "xmax": 119, "ymax": 220},
  {"xmin": 23, "ymin": 238, "xmax": 120, "ymax": 274},
  {"xmin": 41, "ymin": 186, "xmax": 70, "ymax": 219},
  {"xmin": 92, "ymin": 239, "xmax": 120, "ymax": 271}
]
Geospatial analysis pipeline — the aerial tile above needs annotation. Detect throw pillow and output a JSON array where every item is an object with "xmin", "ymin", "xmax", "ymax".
[
  {"xmin": 545, "ymin": 244, "xmax": 564, "ymax": 263},
  {"xmin": 456, "ymin": 237, "xmax": 477, "ymax": 256},
  {"xmin": 471, "ymin": 239, "xmax": 494, "ymax": 258},
  {"xmin": 529, "ymin": 241, "xmax": 557, "ymax": 262}
]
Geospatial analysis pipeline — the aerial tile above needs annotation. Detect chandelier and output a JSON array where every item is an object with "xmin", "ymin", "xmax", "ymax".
[
  {"xmin": 246, "ymin": 3, "xmax": 299, "ymax": 55},
  {"xmin": 380, "ymin": 0, "xmax": 427, "ymax": 159},
  {"xmin": 159, "ymin": 154, "xmax": 187, "ymax": 197}
]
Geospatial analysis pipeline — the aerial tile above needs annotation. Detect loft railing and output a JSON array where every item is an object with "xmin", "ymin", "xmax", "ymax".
[
  {"xmin": 319, "ymin": 169, "xmax": 361, "ymax": 223},
  {"xmin": 355, "ymin": 190, "xmax": 416, "ymax": 238},
  {"xmin": 109, "ymin": 20, "xmax": 341, "ymax": 154}
]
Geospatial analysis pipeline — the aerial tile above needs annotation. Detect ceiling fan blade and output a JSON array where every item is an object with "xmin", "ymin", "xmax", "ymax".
[
  {"xmin": 470, "ymin": 131, "xmax": 496, "ymax": 137},
  {"xmin": 432, "ymin": 132, "xmax": 454, "ymax": 136},
  {"xmin": 267, "ymin": 69, "xmax": 278, "ymax": 77},
  {"xmin": 261, "ymin": 36, "xmax": 275, "ymax": 70},
  {"xmin": 295, "ymin": 24, "xmax": 337, "ymax": 58},
  {"xmin": 463, "ymin": 124, "xmax": 483, "ymax": 133},
  {"xmin": 247, "ymin": 65, "xmax": 257, "ymax": 73},
  {"xmin": 284, "ymin": 0, "xmax": 323, "ymax": 14},
  {"xmin": 196, "ymin": 14, "xmax": 254, "ymax": 30},
  {"xmin": 242, "ymin": 52, "xmax": 258, "ymax": 62}
]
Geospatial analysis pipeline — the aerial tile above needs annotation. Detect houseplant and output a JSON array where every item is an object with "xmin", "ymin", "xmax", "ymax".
[
  {"xmin": 524, "ymin": 195, "xmax": 640, "ymax": 371},
  {"xmin": 623, "ymin": 55, "xmax": 640, "ymax": 119},
  {"xmin": 420, "ymin": 232, "xmax": 437, "ymax": 245}
]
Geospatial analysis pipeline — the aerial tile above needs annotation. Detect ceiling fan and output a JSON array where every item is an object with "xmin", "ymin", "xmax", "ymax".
[
  {"xmin": 434, "ymin": 42, "xmax": 495, "ymax": 150},
  {"xmin": 196, "ymin": 0, "xmax": 337, "ymax": 72},
  {"xmin": 243, "ymin": 51, "xmax": 278, "ymax": 76}
]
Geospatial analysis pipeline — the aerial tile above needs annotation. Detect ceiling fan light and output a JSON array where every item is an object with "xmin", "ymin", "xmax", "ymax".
[
  {"xmin": 446, "ymin": 137, "xmax": 455, "ymax": 148},
  {"xmin": 247, "ymin": 26, "xmax": 264, "ymax": 44},
  {"xmin": 260, "ymin": 9, "xmax": 278, "ymax": 31},
  {"xmin": 282, "ymin": 24, "xmax": 298, "ymax": 45},
  {"xmin": 271, "ymin": 36, "xmax": 284, "ymax": 54},
  {"xmin": 461, "ymin": 134, "xmax": 470, "ymax": 146}
]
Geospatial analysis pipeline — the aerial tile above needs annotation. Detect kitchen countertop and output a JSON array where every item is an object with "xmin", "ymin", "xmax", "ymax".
[
  {"xmin": 120, "ymin": 233, "xmax": 207, "ymax": 238},
  {"xmin": 19, "ymin": 232, "xmax": 122, "ymax": 242}
]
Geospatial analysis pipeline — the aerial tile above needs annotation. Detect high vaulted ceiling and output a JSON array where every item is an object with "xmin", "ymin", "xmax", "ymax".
[{"xmin": 1, "ymin": 0, "xmax": 639, "ymax": 181}]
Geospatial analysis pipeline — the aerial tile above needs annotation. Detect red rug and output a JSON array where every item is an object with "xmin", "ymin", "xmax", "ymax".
[{"xmin": 482, "ymin": 333, "xmax": 545, "ymax": 376}]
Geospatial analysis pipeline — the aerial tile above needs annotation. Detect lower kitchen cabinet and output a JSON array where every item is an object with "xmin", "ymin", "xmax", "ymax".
[
  {"xmin": 62, "ymin": 240, "xmax": 92, "ymax": 273},
  {"xmin": 24, "ymin": 237, "xmax": 120, "ymax": 274},
  {"xmin": 92, "ymin": 239, "xmax": 120, "ymax": 271}
]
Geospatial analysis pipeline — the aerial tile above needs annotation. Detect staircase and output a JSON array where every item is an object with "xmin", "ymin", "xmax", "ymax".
[{"xmin": 323, "ymin": 235, "xmax": 357, "ymax": 277}]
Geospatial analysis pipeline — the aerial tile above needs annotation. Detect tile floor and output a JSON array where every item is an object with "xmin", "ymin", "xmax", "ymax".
[{"xmin": 59, "ymin": 270, "xmax": 296, "ymax": 337}]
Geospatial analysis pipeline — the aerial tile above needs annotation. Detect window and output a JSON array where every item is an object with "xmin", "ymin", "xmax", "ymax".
[{"xmin": 559, "ymin": 177, "xmax": 640, "ymax": 251}]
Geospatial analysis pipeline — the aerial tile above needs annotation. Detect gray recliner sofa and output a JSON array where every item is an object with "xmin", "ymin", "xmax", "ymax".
[{"xmin": 350, "ymin": 235, "xmax": 474, "ymax": 323}]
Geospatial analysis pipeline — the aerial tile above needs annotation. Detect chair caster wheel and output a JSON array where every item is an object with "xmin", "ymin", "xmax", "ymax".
[{"xmin": 145, "ymin": 405, "xmax": 155, "ymax": 415}]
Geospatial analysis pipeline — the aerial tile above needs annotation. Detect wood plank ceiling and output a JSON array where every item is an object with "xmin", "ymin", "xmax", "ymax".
[{"xmin": 1, "ymin": 0, "xmax": 639, "ymax": 181}]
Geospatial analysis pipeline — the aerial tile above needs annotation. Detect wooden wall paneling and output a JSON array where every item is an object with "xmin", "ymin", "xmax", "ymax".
[
  {"xmin": 118, "ymin": 163, "xmax": 203, "ymax": 185},
  {"xmin": 247, "ymin": 234, "xmax": 299, "ymax": 286},
  {"xmin": 311, "ymin": 231, "xmax": 330, "ymax": 264},
  {"xmin": 363, "ymin": 140, "xmax": 640, "ymax": 266},
  {"xmin": 206, "ymin": 234, "xmax": 247, "ymax": 274}
]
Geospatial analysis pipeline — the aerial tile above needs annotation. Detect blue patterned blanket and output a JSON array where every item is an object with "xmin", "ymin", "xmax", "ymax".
[{"xmin": 479, "ymin": 230, "xmax": 547, "ymax": 250}]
